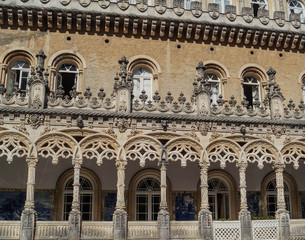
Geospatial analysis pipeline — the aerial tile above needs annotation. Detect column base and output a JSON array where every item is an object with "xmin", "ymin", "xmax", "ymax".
[
  {"xmin": 113, "ymin": 209, "xmax": 128, "ymax": 240},
  {"xmin": 68, "ymin": 209, "xmax": 82, "ymax": 240},
  {"xmin": 239, "ymin": 209, "xmax": 253, "ymax": 240},
  {"xmin": 20, "ymin": 209, "xmax": 36, "ymax": 240},
  {"xmin": 276, "ymin": 209, "xmax": 290, "ymax": 240},
  {"xmin": 198, "ymin": 209, "xmax": 213, "ymax": 240},
  {"xmin": 158, "ymin": 208, "xmax": 170, "ymax": 240}
]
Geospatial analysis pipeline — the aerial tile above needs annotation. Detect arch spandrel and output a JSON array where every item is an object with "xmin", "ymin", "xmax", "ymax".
[
  {"xmin": 0, "ymin": 130, "xmax": 33, "ymax": 164},
  {"xmin": 205, "ymin": 138, "xmax": 241, "ymax": 168},
  {"xmin": 124, "ymin": 135, "xmax": 162, "ymax": 167},
  {"xmin": 281, "ymin": 141, "xmax": 305, "ymax": 169},
  {"xmin": 35, "ymin": 132, "xmax": 79, "ymax": 165},
  {"xmin": 165, "ymin": 137, "xmax": 202, "ymax": 167},
  {"xmin": 243, "ymin": 139, "xmax": 278, "ymax": 169},
  {"xmin": 79, "ymin": 133, "xmax": 121, "ymax": 166}
]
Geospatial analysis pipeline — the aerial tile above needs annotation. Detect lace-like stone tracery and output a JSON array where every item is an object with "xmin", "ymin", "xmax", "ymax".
[{"xmin": 281, "ymin": 142, "xmax": 305, "ymax": 169}]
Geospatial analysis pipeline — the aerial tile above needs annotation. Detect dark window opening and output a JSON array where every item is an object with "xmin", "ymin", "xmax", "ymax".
[
  {"xmin": 252, "ymin": 3, "xmax": 259, "ymax": 17},
  {"xmin": 243, "ymin": 84, "xmax": 254, "ymax": 107}
]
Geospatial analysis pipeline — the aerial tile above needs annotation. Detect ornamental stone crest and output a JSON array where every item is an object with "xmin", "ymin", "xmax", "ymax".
[
  {"xmin": 116, "ymin": 118, "xmax": 131, "ymax": 133},
  {"xmin": 136, "ymin": 0, "xmax": 148, "ymax": 12},
  {"xmin": 60, "ymin": 0, "xmax": 71, "ymax": 5},
  {"xmin": 173, "ymin": 0, "xmax": 184, "ymax": 16},
  {"xmin": 27, "ymin": 114, "xmax": 44, "ymax": 129},
  {"xmin": 155, "ymin": 0, "xmax": 166, "ymax": 14},
  {"xmin": 258, "ymin": 9, "xmax": 269, "ymax": 25},
  {"xmin": 290, "ymin": 13, "xmax": 301, "ymax": 28},
  {"xmin": 242, "ymin": 7, "xmax": 253, "ymax": 23},
  {"xmin": 274, "ymin": 11, "xmax": 285, "ymax": 27},
  {"xmin": 225, "ymin": 5, "xmax": 236, "ymax": 21},
  {"xmin": 208, "ymin": 3, "xmax": 220, "ymax": 19},
  {"xmin": 191, "ymin": 1, "xmax": 202, "ymax": 18},
  {"xmin": 117, "ymin": 0, "xmax": 129, "ymax": 10},
  {"xmin": 98, "ymin": 0, "xmax": 110, "ymax": 8},
  {"xmin": 79, "ymin": 0, "xmax": 91, "ymax": 7}
]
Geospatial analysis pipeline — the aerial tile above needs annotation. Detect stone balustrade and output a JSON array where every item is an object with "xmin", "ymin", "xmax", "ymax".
[
  {"xmin": 127, "ymin": 221, "xmax": 159, "ymax": 239},
  {"xmin": 290, "ymin": 219, "xmax": 305, "ymax": 239},
  {"xmin": 170, "ymin": 221, "xmax": 200, "ymax": 239},
  {"xmin": 0, "ymin": 221, "xmax": 20, "ymax": 239},
  {"xmin": 35, "ymin": 221, "xmax": 69, "ymax": 239},
  {"xmin": 81, "ymin": 221, "xmax": 113, "ymax": 239}
]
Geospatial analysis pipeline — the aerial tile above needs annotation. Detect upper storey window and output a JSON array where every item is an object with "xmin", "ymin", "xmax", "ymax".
[
  {"xmin": 7, "ymin": 60, "xmax": 30, "ymax": 94},
  {"xmin": 251, "ymin": 0, "xmax": 268, "ymax": 17},
  {"xmin": 57, "ymin": 64, "xmax": 79, "ymax": 97},
  {"xmin": 215, "ymin": 0, "xmax": 232, "ymax": 13},
  {"xmin": 205, "ymin": 73, "xmax": 221, "ymax": 106},
  {"xmin": 132, "ymin": 67, "xmax": 153, "ymax": 101},
  {"xmin": 243, "ymin": 75, "xmax": 261, "ymax": 108},
  {"xmin": 302, "ymin": 79, "xmax": 305, "ymax": 102},
  {"xmin": 289, "ymin": 0, "xmax": 305, "ymax": 22}
]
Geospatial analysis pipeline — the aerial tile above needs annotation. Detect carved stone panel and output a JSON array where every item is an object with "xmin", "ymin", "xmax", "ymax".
[
  {"xmin": 208, "ymin": 3, "xmax": 220, "ymax": 19},
  {"xmin": 155, "ymin": 0, "xmax": 167, "ymax": 14},
  {"xmin": 191, "ymin": 1, "xmax": 202, "ymax": 18},
  {"xmin": 137, "ymin": 0, "xmax": 148, "ymax": 12},
  {"xmin": 173, "ymin": 0, "xmax": 184, "ymax": 16}
]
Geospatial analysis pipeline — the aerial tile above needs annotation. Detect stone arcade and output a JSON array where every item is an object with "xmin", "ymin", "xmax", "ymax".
[{"xmin": 0, "ymin": 0, "xmax": 305, "ymax": 240}]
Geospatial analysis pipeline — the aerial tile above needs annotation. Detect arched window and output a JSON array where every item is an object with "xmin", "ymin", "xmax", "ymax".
[
  {"xmin": 135, "ymin": 177, "xmax": 160, "ymax": 221},
  {"xmin": 251, "ymin": 0, "xmax": 268, "ymax": 17},
  {"xmin": 266, "ymin": 179, "xmax": 290, "ymax": 217},
  {"xmin": 289, "ymin": 0, "xmax": 305, "ymax": 22},
  {"xmin": 243, "ymin": 75, "xmax": 261, "ymax": 108},
  {"xmin": 7, "ymin": 60, "xmax": 30, "ymax": 94},
  {"xmin": 56, "ymin": 63, "xmax": 79, "ymax": 97},
  {"xmin": 205, "ymin": 73, "xmax": 221, "ymax": 106},
  {"xmin": 132, "ymin": 67, "xmax": 153, "ymax": 101},
  {"xmin": 208, "ymin": 178, "xmax": 230, "ymax": 219},
  {"xmin": 215, "ymin": 0, "xmax": 232, "ymax": 13},
  {"xmin": 63, "ymin": 176, "xmax": 94, "ymax": 221}
]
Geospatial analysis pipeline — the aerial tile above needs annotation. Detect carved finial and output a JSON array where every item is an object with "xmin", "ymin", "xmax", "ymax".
[
  {"xmin": 267, "ymin": 66, "xmax": 276, "ymax": 82},
  {"xmin": 196, "ymin": 61, "xmax": 206, "ymax": 81},
  {"xmin": 36, "ymin": 50, "xmax": 47, "ymax": 77},
  {"xmin": 118, "ymin": 56, "xmax": 129, "ymax": 77}
]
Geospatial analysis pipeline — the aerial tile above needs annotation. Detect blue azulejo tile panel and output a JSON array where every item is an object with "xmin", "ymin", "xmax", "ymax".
[
  {"xmin": 35, "ymin": 191, "xmax": 52, "ymax": 221},
  {"xmin": 247, "ymin": 192, "xmax": 259, "ymax": 217},
  {"xmin": 104, "ymin": 192, "xmax": 117, "ymax": 221},
  {"xmin": 0, "ymin": 191, "xmax": 26, "ymax": 220},
  {"xmin": 0, "ymin": 191, "xmax": 52, "ymax": 221},
  {"xmin": 175, "ymin": 193, "xmax": 195, "ymax": 221},
  {"xmin": 301, "ymin": 193, "xmax": 305, "ymax": 219}
]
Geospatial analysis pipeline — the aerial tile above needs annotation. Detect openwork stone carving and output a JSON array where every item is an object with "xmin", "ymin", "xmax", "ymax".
[
  {"xmin": 281, "ymin": 142, "xmax": 305, "ymax": 169},
  {"xmin": 245, "ymin": 141, "xmax": 276, "ymax": 169},
  {"xmin": 166, "ymin": 139, "xmax": 201, "ymax": 167},
  {"xmin": 0, "ymin": 132, "xmax": 30, "ymax": 164},
  {"xmin": 36, "ymin": 135, "xmax": 76, "ymax": 165},
  {"xmin": 80, "ymin": 135, "xmax": 119, "ymax": 166},
  {"xmin": 207, "ymin": 141, "xmax": 239, "ymax": 168},
  {"xmin": 125, "ymin": 137, "xmax": 161, "ymax": 167}
]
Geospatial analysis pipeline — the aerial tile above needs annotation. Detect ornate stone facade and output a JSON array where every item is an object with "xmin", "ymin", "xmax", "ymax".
[{"xmin": 0, "ymin": 0, "xmax": 305, "ymax": 240}]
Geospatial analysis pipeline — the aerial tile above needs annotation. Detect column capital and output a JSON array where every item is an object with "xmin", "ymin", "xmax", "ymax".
[
  {"xmin": 237, "ymin": 161, "xmax": 248, "ymax": 169},
  {"xmin": 273, "ymin": 162, "xmax": 285, "ymax": 171},
  {"xmin": 116, "ymin": 159, "xmax": 127, "ymax": 169},
  {"xmin": 26, "ymin": 157, "xmax": 38, "ymax": 166},
  {"xmin": 198, "ymin": 161, "xmax": 210, "ymax": 170},
  {"xmin": 73, "ymin": 158, "xmax": 83, "ymax": 166}
]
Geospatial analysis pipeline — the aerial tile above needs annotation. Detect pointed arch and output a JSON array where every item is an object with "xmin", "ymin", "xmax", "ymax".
[
  {"xmin": 35, "ymin": 132, "xmax": 79, "ymax": 165},
  {"xmin": 0, "ymin": 130, "xmax": 33, "ymax": 164},
  {"xmin": 79, "ymin": 133, "xmax": 121, "ymax": 166},
  {"xmin": 243, "ymin": 139, "xmax": 278, "ymax": 169},
  {"xmin": 165, "ymin": 137, "xmax": 202, "ymax": 167},
  {"xmin": 124, "ymin": 135, "xmax": 162, "ymax": 167},
  {"xmin": 205, "ymin": 138, "xmax": 242, "ymax": 168}
]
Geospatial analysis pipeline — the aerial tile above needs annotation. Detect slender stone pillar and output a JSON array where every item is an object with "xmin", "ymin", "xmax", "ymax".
[
  {"xmin": 274, "ymin": 163, "xmax": 290, "ymax": 240},
  {"xmin": 158, "ymin": 150, "xmax": 170, "ymax": 240},
  {"xmin": 68, "ymin": 159, "xmax": 82, "ymax": 240},
  {"xmin": 198, "ymin": 161, "xmax": 213, "ymax": 240},
  {"xmin": 113, "ymin": 159, "xmax": 128, "ymax": 240},
  {"xmin": 237, "ymin": 161, "xmax": 252, "ymax": 240},
  {"xmin": 20, "ymin": 157, "xmax": 38, "ymax": 240}
]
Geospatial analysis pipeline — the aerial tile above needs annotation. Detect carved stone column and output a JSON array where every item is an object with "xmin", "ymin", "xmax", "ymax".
[
  {"xmin": 158, "ymin": 150, "xmax": 170, "ymax": 240},
  {"xmin": 274, "ymin": 163, "xmax": 290, "ymax": 240},
  {"xmin": 237, "ymin": 161, "xmax": 252, "ymax": 240},
  {"xmin": 20, "ymin": 157, "xmax": 38, "ymax": 240},
  {"xmin": 198, "ymin": 162, "xmax": 213, "ymax": 240},
  {"xmin": 68, "ymin": 159, "xmax": 82, "ymax": 240},
  {"xmin": 113, "ymin": 159, "xmax": 128, "ymax": 240}
]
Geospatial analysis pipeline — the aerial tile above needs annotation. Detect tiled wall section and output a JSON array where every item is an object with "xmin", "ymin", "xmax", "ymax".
[
  {"xmin": 0, "ymin": 190, "xmax": 52, "ymax": 220},
  {"xmin": 175, "ymin": 193, "xmax": 196, "ymax": 221},
  {"xmin": 104, "ymin": 192, "xmax": 117, "ymax": 221},
  {"xmin": 247, "ymin": 192, "xmax": 260, "ymax": 217}
]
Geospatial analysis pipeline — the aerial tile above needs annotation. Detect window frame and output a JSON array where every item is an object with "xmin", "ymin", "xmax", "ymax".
[
  {"xmin": 204, "ymin": 72, "xmax": 222, "ymax": 106},
  {"xmin": 242, "ymin": 75, "xmax": 261, "ymax": 108},
  {"xmin": 288, "ymin": 0, "xmax": 305, "ymax": 22},
  {"xmin": 215, "ymin": 0, "xmax": 232, "ymax": 13},
  {"xmin": 132, "ymin": 66, "xmax": 153, "ymax": 102},
  {"xmin": 56, "ymin": 63, "xmax": 79, "ymax": 97}
]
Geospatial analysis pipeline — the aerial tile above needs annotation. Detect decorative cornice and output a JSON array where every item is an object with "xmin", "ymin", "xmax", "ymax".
[
  {"xmin": 0, "ymin": 1, "xmax": 304, "ymax": 51},
  {"xmin": 2, "ymin": 106, "xmax": 305, "ymax": 127}
]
